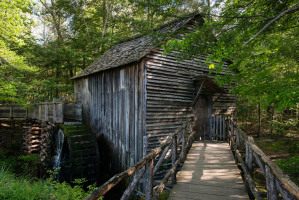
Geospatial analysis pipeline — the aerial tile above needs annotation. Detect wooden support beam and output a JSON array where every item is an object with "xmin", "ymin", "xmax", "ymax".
[
  {"xmin": 172, "ymin": 136, "xmax": 177, "ymax": 184},
  {"xmin": 39, "ymin": 104, "xmax": 41, "ymax": 121},
  {"xmin": 192, "ymin": 80, "xmax": 205, "ymax": 106},
  {"xmin": 266, "ymin": 165, "xmax": 278, "ymax": 200},
  {"xmin": 181, "ymin": 129, "xmax": 186, "ymax": 162},
  {"xmin": 246, "ymin": 141, "xmax": 253, "ymax": 174},
  {"xmin": 45, "ymin": 103, "xmax": 48, "ymax": 122},
  {"xmin": 153, "ymin": 145, "xmax": 170, "ymax": 175},
  {"xmin": 145, "ymin": 159, "xmax": 154, "ymax": 200}
]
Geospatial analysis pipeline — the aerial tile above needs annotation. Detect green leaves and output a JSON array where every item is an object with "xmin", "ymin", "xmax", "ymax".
[{"xmin": 163, "ymin": 0, "xmax": 299, "ymax": 112}]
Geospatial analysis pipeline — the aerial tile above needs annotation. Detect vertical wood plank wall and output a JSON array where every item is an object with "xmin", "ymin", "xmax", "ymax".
[
  {"xmin": 145, "ymin": 49, "xmax": 236, "ymax": 149},
  {"xmin": 74, "ymin": 62, "xmax": 146, "ymax": 171}
]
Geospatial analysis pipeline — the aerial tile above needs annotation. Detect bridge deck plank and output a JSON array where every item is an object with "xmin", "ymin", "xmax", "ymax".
[{"xmin": 168, "ymin": 141, "xmax": 249, "ymax": 200}]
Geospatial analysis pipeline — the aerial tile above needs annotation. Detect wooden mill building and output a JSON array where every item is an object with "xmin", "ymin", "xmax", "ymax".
[{"xmin": 72, "ymin": 13, "xmax": 236, "ymax": 172}]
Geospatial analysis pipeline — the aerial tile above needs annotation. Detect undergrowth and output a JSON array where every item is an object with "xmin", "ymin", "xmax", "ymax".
[
  {"xmin": 0, "ymin": 165, "xmax": 102, "ymax": 200},
  {"xmin": 275, "ymin": 156, "xmax": 299, "ymax": 186}
]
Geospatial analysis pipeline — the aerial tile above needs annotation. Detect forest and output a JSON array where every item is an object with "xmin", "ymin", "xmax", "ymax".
[{"xmin": 0, "ymin": 0, "xmax": 298, "ymax": 199}]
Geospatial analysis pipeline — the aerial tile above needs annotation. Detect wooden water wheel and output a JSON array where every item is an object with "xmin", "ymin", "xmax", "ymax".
[{"xmin": 62, "ymin": 124, "xmax": 100, "ymax": 184}]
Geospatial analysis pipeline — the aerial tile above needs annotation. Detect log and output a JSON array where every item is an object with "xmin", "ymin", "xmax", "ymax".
[
  {"xmin": 145, "ymin": 159, "xmax": 154, "ymax": 200},
  {"xmin": 266, "ymin": 165, "xmax": 278, "ymax": 200},
  {"xmin": 172, "ymin": 136, "xmax": 177, "ymax": 184},
  {"xmin": 245, "ymin": 141, "xmax": 253, "ymax": 174},
  {"xmin": 153, "ymin": 145, "xmax": 170, "ymax": 175}
]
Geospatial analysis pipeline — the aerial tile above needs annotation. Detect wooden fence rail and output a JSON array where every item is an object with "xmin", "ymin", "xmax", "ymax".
[
  {"xmin": 228, "ymin": 118, "xmax": 299, "ymax": 200},
  {"xmin": 0, "ymin": 102, "xmax": 82, "ymax": 123},
  {"xmin": 84, "ymin": 119, "xmax": 194, "ymax": 200}
]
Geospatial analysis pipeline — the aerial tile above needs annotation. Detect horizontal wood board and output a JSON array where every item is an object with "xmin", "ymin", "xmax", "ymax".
[{"xmin": 145, "ymin": 50, "xmax": 236, "ymax": 149}]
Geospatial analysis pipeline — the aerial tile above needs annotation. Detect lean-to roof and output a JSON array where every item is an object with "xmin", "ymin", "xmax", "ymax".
[{"xmin": 72, "ymin": 13, "xmax": 203, "ymax": 79}]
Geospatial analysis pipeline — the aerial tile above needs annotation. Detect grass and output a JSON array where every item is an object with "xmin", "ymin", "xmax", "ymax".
[{"xmin": 0, "ymin": 165, "xmax": 101, "ymax": 200}]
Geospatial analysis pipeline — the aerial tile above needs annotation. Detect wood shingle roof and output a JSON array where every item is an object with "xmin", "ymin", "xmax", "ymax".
[{"xmin": 72, "ymin": 13, "xmax": 203, "ymax": 79}]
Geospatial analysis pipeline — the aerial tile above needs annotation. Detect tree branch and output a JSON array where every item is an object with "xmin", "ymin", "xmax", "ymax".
[{"xmin": 244, "ymin": 2, "xmax": 299, "ymax": 46}]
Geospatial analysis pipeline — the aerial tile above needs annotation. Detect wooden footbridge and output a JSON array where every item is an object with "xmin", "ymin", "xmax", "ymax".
[
  {"xmin": 84, "ymin": 117, "xmax": 299, "ymax": 200},
  {"xmin": 168, "ymin": 141, "xmax": 249, "ymax": 200}
]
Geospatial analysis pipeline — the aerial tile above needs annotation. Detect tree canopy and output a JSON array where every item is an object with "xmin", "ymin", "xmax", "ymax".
[
  {"xmin": 164, "ymin": 0, "xmax": 298, "ymax": 111},
  {"xmin": 0, "ymin": 0, "xmax": 298, "ymax": 114}
]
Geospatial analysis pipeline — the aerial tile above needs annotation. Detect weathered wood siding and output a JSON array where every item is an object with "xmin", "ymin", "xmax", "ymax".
[
  {"xmin": 74, "ymin": 61, "xmax": 146, "ymax": 171},
  {"xmin": 145, "ymin": 49, "xmax": 236, "ymax": 149},
  {"xmin": 74, "ymin": 78, "xmax": 90, "ymax": 123}
]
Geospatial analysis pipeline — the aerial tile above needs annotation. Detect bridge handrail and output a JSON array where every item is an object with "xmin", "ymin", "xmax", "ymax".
[
  {"xmin": 229, "ymin": 119, "xmax": 299, "ymax": 200},
  {"xmin": 0, "ymin": 101, "xmax": 81, "ymax": 123},
  {"xmin": 84, "ymin": 118, "xmax": 194, "ymax": 200}
]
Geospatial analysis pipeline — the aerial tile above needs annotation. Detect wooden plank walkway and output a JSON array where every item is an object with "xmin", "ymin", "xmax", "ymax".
[{"xmin": 168, "ymin": 141, "xmax": 249, "ymax": 200}]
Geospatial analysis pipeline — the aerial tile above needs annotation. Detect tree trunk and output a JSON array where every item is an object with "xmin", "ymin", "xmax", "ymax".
[{"xmin": 257, "ymin": 102, "xmax": 261, "ymax": 137}]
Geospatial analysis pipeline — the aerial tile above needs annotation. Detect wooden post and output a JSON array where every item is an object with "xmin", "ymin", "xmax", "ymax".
[
  {"xmin": 45, "ymin": 103, "xmax": 48, "ymax": 122},
  {"xmin": 172, "ymin": 136, "xmax": 177, "ymax": 184},
  {"xmin": 236, "ymin": 128, "xmax": 240, "ymax": 149},
  {"xmin": 9, "ymin": 105, "xmax": 13, "ymax": 118},
  {"xmin": 216, "ymin": 115, "xmax": 219, "ymax": 140},
  {"xmin": 53, "ymin": 102, "xmax": 57, "ymax": 123},
  {"xmin": 223, "ymin": 116, "xmax": 226, "ymax": 141},
  {"xmin": 220, "ymin": 115, "xmax": 222, "ymax": 141},
  {"xmin": 145, "ymin": 158, "xmax": 153, "ymax": 200},
  {"xmin": 182, "ymin": 129, "xmax": 186, "ymax": 162},
  {"xmin": 33, "ymin": 104, "xmax": 36, "ymax": 119},
  {"xmin": 227, "ymin": 118, "xmax": 230, "ymax": 145},
  {"xmin": 231, "ymin": 118, "xmax": 234, "ymax": 145},
  {"xmin": 213, "ymin": 115, "xmax": 215, "ymax": 140},
  {"xmin": 209, "ymin": 114, "xmax": 212, "ymax": 140},
  {"xmin": 39, "ymin": 104, "xmax": 41, "ymax": 121},
  {"xmin": 245, "ymin": 141, "xmax": 253, "ymax": 174},
  {"xmin": 266, "ymin": 165, "xmax": 278, "ymax": 200}
]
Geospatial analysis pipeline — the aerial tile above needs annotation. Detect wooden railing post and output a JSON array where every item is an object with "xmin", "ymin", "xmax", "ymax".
[
  {"xmin": 216, "ymin": 115, "xmax": 218, "ymax": 140},
  {"xmin": 245, "ymin": 141, "xmax": 253, "ymax": 174},
  {"xmin": 172, "ymin": 136, "xmax": 177, "ymax": 184},
  {"xmin": 236, "ymin": 128, "xmax": 240, "ymax": 149},
  {"xmin": 209, "ymin": 114, "xmax": 212, "ymax": 139},
  {"xmin": 182, "ymin": 128, "xmax": 187, "ymax": 162},
  {"xmin": 145, "ymin": 159, "xmax": 153, "ymax": 200},
  {"xmin": 219, "ymin": 115, "xmax": 222, "ymax": 140},
  {"xmin": 212, "ymin": 115, "xmax": 215, "ymax": 140},
  {"xmin": 266, "ymin": 165, "xmax": 278, "ymax": 200},
  {"xmin": 223, "ymin": 116, "xmax": 226, "ymax": 141},
  {"xmin": 226, "ymin": 117, "xmax": 230, "ymax": 143}
]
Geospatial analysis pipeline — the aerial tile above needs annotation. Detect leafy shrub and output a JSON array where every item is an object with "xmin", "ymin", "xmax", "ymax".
[
  {"xmin": 0, "ymin": 165, "xmax": 103, "ymax": 200},
  {"xmin": 275, "ymin": 156, "xmax": 299, "ymax": 186}
]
